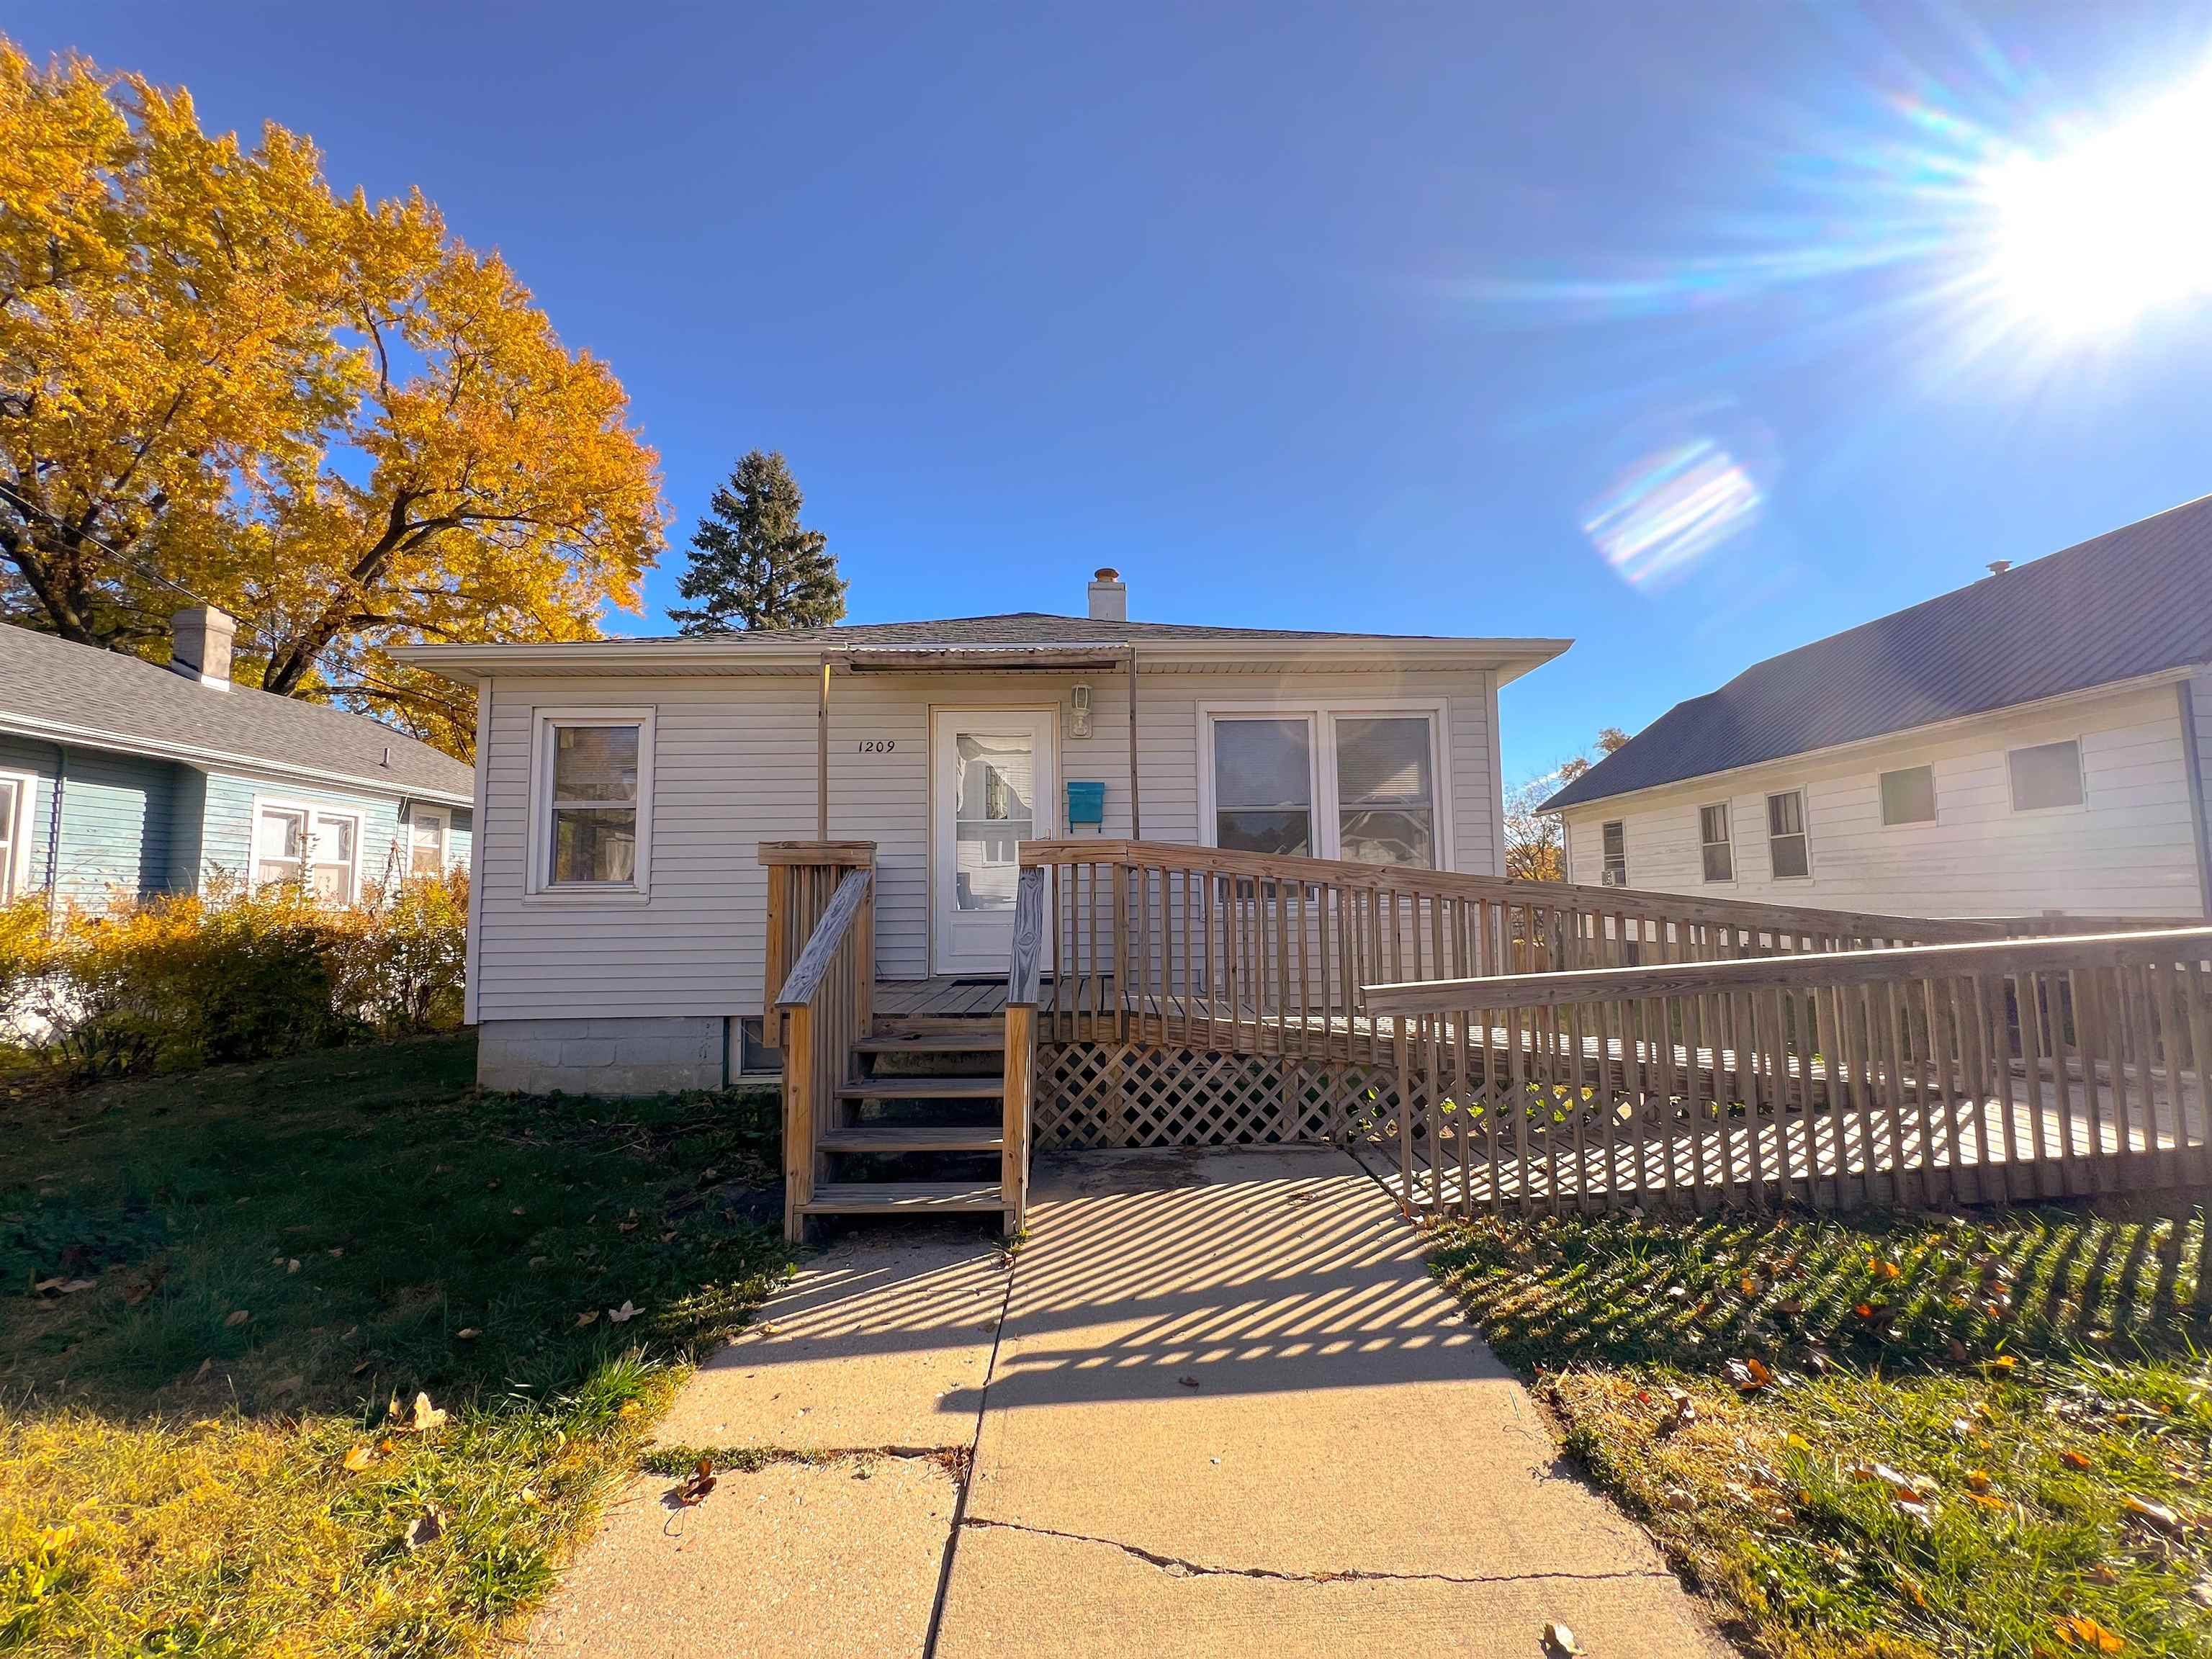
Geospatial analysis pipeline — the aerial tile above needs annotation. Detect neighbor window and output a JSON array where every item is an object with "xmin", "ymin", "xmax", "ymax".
[
  {"xmin": 1601, "ymin": 820, "xmax": 1627, "ymax": 886},
  {"xmin": 1766, "ymin": 791, "xmax": 1810, "ymax": 878},
  {"xmin": 1880, "ymin": 765, "xmax": 1936, "ymax": 826},
  {"xmin": 0, "ymin": 774, "xmax": 24, "ymax": 899},
  {"xmin": 532, "ymin": 711, "xmax": 653, "ymax": 893},
  {"xmin": 253, "ymin": 801, "xmax": 361, "ymax": 902},
  {"xmin": 1699, "ymin": 804, "xmax": 1733, "ymax": 882},
  {"xmin": 2008, "ymin": 739, "xmax": 2084, "ymax": 811},
  {"xmin": 408, "ymin": 809, "xmax": 449, "ymax": 877},
  {"xmin": 1334, "ymin": 716, "xmax": 1435, "ymax": 867},
  {"xmin": 1205, "ymin": 708, "xmax": 1446, "ymax": 866}
]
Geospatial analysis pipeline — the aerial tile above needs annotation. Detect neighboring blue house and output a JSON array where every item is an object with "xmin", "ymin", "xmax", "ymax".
[{"xmin": 1, "ymin": 608, "xmax": 474, "ymax": 912}]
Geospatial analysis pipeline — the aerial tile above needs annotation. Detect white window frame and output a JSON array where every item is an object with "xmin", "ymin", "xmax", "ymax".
[
  {"xmin": 1195, "ymin": 698, "xmax": 1455, "ymax": 870},
  {"xmin": 406, "ymin": 806, "xmax": 451, "ymax": 877},
  {"xmin": 0, "ymin": 769, "xmax": 35, "ymax": 901},
  {"xmin": 527, "ymin": 707, "xmax": 655, "ymax": 900},
  {"xmin": 1765, "ymin": 788, "xmax": 1812, "ymax": 881},
  {"xmin": 1697, "ymin": 802, "xmax": 1734, "ymax": 884},
  {"xmin": 2005, "ymin": 737, "xmax": 2087, "ymax": 815},
  {"xmin": 1878, "ymin": 763, "xmax": 1939, "ymax": 828},
  {"xmin": 250, "ymin": 796, "xmax": 364, "ymax": 904}
]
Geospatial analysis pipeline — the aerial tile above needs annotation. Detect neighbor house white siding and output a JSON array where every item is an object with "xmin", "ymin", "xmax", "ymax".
[
  {"xmin": 1560, "ymin": 679, "xmax": 2208, "ymax": 920},
  {"xmin": 473, "ymin": 664, "xmax": 1501, "ymax": 1022}
]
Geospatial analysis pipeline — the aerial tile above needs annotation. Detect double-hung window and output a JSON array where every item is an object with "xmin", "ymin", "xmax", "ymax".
[
  {"xmin": 408, "ymin": 808, "xmax": 450, "ymax": 877},
  {"xmin": 1600, "ymin": 820, "xmax": 1627, "ymax": 885},
  {"xmin": 253, "ymin": 801, "xmax": 362, "ymax": 902},
  {"xmin": 533, "ymin": 711, "xmax": 653, "ymax": 894},
  {"xmin": 1766, "ymin": 790, "xmax": 1810, "ymax": 878},
  {"xmin": 1204, "ymin": 705, "xmax": 1447, "ymax": 868},
  {"xmin": 1699, "ymin": 804, "xmax": 1732, "ymax": 882}
]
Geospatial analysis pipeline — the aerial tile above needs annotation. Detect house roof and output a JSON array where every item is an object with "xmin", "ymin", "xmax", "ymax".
[
  {"xmin": 1541, "ymin": 492, "xmax": 2212, "ymax": 814},
  {"xmin": 390, "ymin": 612, "xmax": 1575, "ymax": 683},
  {"xmin": 0, "ymin": 623, "xmax": 477, "ymax": 805}
]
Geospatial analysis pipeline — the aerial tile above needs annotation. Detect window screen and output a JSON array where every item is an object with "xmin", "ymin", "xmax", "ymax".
[
  {"xmin": 2008, "ymin": 741, "xmax": 2083, "ymax": 811},
  {"xmin": 1212, "ymin": 718, "xmax": 1313, "ymax": 856},
  {"xmin": 1601, "ymin": 820, "xmax": 1627, "ymax": 885},
  {"xmin": 1880, "ymin": 765, "xmax": 1936, "ymax": 825},
  {"xmin": 1334, "ymin": 716, "xmax": 1436, "ymax": 868}
]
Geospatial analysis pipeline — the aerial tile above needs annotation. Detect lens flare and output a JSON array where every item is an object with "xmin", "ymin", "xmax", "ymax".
[
  {"xmin": 1581, "ymin": 438, "xmax": 1763, "ymax": 589},
  {"xmin": 1984, "ymin": 66, "xmax": 2212, "ymax": 332}
]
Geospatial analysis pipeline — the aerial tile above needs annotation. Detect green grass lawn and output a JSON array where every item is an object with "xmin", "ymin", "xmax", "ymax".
[
  {"xmin": 0, "ymin": 1035, "xmax": 789, "ymax": 1655},
  {"xmin": 1431, "ymin": 1205, "xmax": 2212, "ymax": 1659}
]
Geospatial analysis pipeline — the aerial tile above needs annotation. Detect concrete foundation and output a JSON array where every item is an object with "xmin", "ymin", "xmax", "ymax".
[{"xmin": 476, "ymin": 1015, "xmax": 727, "ymax": 1096}]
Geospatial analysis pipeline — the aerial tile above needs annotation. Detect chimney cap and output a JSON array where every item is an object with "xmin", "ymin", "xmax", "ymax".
[
  {"xmin": 1094, "ymin": 567, "xmax": 1120, "ymax": 581},
  {"xmin": 1987, "ymin": 559, "xmax": 2013, "ymax": 576}
]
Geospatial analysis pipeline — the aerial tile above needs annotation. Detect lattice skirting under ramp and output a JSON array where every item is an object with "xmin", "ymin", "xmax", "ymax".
[{"xmin": 1033, "ymin": 1042, "xmax": 1411, "ymax": 1149}]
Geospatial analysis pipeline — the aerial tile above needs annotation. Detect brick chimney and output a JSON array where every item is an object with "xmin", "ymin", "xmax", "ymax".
[
  {"xmin": 1087, "ymin": 567, "xmax": 1127, "ymax": 621},
  {"xmin": 170, "ymin": 606, "xmax": 237, "ymax": 690}
]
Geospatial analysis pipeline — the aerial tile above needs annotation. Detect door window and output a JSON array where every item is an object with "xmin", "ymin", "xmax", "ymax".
[{"xmin": 953, "ymin": 732, "xmax": 1034, "ymax": 911}]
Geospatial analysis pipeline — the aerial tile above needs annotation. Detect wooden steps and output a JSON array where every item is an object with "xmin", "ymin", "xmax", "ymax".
[
  {"xmin": 799, "ymin": 1182, "xmax": 1008, "ymax": 1215},
  {"xmin": 855, "ymin": 1028, "xmax": 1006, "ymax": 1054},
  {"xmin": 839, "ymin": 1075, "xmax": 1004, "ymax": 1100},
  {"xmin": 816, "ymin": 1125, "xmax": 1005, "ymax": 1153}
]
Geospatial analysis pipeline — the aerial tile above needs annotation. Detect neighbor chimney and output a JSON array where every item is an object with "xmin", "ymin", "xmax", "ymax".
[
  {"xmin": 1087, "ymin": 567, "xmax": 1127, "ymax": 621},
  {"xmin": 170, "ymin": 606, "xmax": 237, "ymax": 690},
  {"xmin": 1986, "ymin": 560, "xmax": 2013, "ymax": 577}
]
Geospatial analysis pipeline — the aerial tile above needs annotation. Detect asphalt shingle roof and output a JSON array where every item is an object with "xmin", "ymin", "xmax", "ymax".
[
  {"xmin": 629, "ymin": 612, "xmax": 1474, "ymax": 646},
  {"xmin": 0, "ymin": 624, "xmax": 476, "ymax": 801},
  {"xmin": 1541, "ymin": 493, "xmax": 2212, "ymax": 813}
]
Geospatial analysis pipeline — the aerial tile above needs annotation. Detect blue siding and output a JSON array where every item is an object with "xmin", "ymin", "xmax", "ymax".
[
  {"xmin": 0, "ymin": 734, "xmax": 179, "ymax": 907},
  {"xmin": 0, "ymin": 732, "xmax": 469, "ymax": 907}
]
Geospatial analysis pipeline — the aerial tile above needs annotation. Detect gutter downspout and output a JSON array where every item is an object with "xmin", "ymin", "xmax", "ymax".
[
  {"xmin": 2180, "ymin": 678, "xmax": 2212, "ymax": 918},
  {"xmin": 43, "ymin": 744, "xmax": 65, "ymax": 931},
  {"xmin": 1125, "ymin": 646, "xmax": 1141, "ymax": 840},
  {"xmin": 817, "ymin": 653, "xmax": 832, "ymax": 840}
]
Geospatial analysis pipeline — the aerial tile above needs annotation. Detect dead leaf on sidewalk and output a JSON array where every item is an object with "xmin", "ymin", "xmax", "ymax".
[
  {"xmin": 673, "ymin": 1456, "xmax": 716, "ymax": 1506},
  {"xmin": 1544, "ymin": 1622, "xmax": 1583, "ymax": 1655},
  {"xmin": 1178, "ymin": 1375, "xmax": 1200, "ymax": 1388}
]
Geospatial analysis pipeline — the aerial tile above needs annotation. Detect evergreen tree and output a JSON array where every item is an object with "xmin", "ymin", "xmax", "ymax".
[{"xmin": 669, "ymin": 451, "xmax": 848, "ymax": 633}]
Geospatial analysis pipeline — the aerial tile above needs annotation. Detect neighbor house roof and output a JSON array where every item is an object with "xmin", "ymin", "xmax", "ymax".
[
  {"xmin": 0, "ymin": 623, "xmax": 477, "ymax": 804},
  {"xmin": 390, "ymin": 612, "xmax": 1575, "ymax": 684},
  {"xmin": 1542, "ymin": 493, "xmax": 2212, "ymax": 814}
]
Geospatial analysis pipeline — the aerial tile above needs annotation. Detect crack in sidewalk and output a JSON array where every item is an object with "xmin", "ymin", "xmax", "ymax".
[{"xmin": 960, "ymin": 1516, "xmax": 1677, "ymax": 1588}]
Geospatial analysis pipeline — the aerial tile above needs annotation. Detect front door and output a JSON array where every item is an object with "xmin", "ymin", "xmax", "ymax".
[{"xmin": 931, "ymin": 707, "xmax": 1056, "ymax": 976}]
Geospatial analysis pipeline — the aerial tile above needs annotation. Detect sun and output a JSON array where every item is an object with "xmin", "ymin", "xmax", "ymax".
[{"xmin": 1983, "ymin": 67, "xmax": 2212, "ymax": 335}]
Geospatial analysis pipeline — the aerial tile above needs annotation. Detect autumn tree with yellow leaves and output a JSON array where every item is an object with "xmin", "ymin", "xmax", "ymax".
[{"xmin": 0, "ymin": 40, "xmax": 665, "ymax": 757}]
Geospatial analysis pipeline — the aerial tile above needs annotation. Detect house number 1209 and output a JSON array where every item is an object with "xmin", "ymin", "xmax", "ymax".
[{"xmin": 855, "ymin": 739, "xmax": 896, "ymax": 754}]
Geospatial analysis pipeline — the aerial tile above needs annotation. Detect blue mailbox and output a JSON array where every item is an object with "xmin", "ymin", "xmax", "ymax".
[{"xmin": 1065, "ymin": 780, "xmax": 1106, "ymax": 830}]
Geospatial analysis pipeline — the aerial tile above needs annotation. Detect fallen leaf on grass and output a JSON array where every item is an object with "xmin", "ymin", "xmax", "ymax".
[
  {"xmin": 1982, "ymin": 1355, "xmax": 2018, "ymax": 1375},
  {"xmin": 224, "ymin": 1310, "xmax": 251, "ymax": 1328},
  {"xmin": 2123, "ymin": 1497, "xmax": 2180, "ymax": 1531},
  {"xmin": 576, "ymin": 1310, "xmax": 600, "ymax": 1328},
  {"xmin": 343, "ymin": 1444, "xmax": 374, "ymax": 1473},
  {"xmin": 2059, "ymin": 1449, "xmax": 2094, "ymax": 1472},
  {"xmin": 1964, "ymin": 1469, "xmax": 1993, "ymax": 1493},
  {"xmin": 1964, "ymin": 1491, "xmax": 2008, "ymax": 1512},
  {"xmin": 1544, "ymin": 1622, "xmax": 1582, "ymax": 1655},
  {"xmin": 673, "ymin": 1456, "xmax": 716, "ymax": 1506},
  {"xmin": 1727, "ymin": 1357, "xmax": 1773, "ymax": 1393},
  {"xmin": 2051, "ymin": 1614, "xmax": 2126, "ymax": 1651},
  {"xmin": 403, "ymin": 1508, "xmax": 442, "ymax": 1552},
  {"xmin": 410, "ymin": 1393, "xmax": 447, "ymax": 1433},
  {"xmin": 56, "ymin": 1278, "xmax": 96, "ymax": 1295},
  {"xmin": 608, "ymin": 1300, "xmax": 641, "ymax": 1324},
  {"xmin": 455, "ymin": 1328, "xmax": 481, "ymax": 1341}
]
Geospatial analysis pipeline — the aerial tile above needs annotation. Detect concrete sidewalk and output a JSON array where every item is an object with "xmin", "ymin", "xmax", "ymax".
[{"xmin": 523, "ymin": 1147, "xmax": 1724, "ymax": 1658}]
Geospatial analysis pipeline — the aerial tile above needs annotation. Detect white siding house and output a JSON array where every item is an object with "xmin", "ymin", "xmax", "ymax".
[
  {"xmin": 1547, "ymin": 498, "xmax": 2212, "ymax": 923},
  {"xmin": 399, "ymin": 572, "xmax": 1567, "ymax": 1094}
]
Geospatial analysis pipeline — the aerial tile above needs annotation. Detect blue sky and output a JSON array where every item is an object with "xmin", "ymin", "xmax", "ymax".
[{"xmin": 18, "ymin": 2, "xmax": 2212, "ymax": 783}]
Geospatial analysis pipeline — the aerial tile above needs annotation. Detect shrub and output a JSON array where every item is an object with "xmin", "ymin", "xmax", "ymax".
[{"xmin": 0, "ymin": 872, "xmax": 469, "ymax": 1079}]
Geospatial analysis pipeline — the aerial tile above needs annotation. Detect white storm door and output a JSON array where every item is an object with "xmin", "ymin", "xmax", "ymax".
[{"xmin": 931, "ymin": 708, "xmax": 1056, "ymax": 976}]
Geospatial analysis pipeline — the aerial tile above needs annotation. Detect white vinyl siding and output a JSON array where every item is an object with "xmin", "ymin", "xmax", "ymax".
[
  {"xmin": 1560, "ymin": 680, "xmax": 2204, "ymax": 918},
  {"xmin": 469, "ymin": 664, "xmax": 1503, "ymax": 1022}
]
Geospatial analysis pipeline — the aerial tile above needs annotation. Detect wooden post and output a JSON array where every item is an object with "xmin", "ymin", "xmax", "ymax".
[
  {"xmin": 1002, "ymin": 1004, "xmax": 1035, "ymax": 1235},
  {"xmin": 782, "ymin": 1002, "xmax": 814, "ymax": 1243}
]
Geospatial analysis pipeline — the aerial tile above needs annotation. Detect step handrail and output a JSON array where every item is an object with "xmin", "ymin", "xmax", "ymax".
[
  {"xmin": 773, "ymin": 866, "xmax": 874, "ymax": 1240},
  {"xmin": 998, "ymin": 866, "xmax": 1047, "ymax": 1233}
]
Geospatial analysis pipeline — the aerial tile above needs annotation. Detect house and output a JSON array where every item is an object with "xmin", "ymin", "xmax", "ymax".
[
  {"xmin": 1542, "ymin": 495, "xmax": 2212, "ymax": 920},
  {"xmin": 0, "ymin": 608, "xmax": 475, "ymax": 912},
  {"xmin": 392, "ymin": 569, "xmax": 1569, "ymax": 1099}
]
